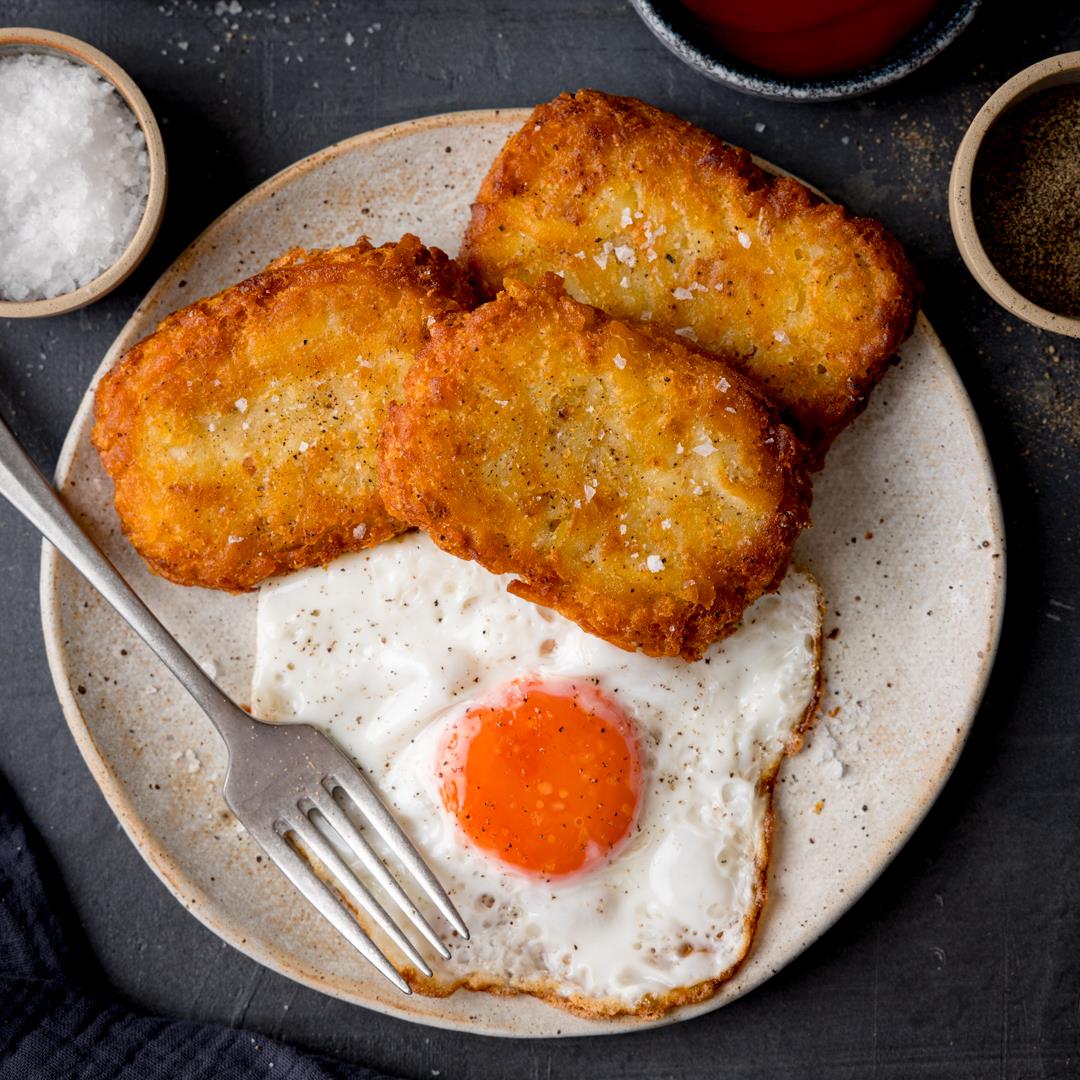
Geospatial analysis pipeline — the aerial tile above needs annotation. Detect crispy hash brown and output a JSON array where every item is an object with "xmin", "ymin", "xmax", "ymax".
[
  {"xmin": 462, "ymin": 90, "xmax": 922, "ymax": 459},
  {"xmin": 380, "ymin": 277, "xmax": 811, "ymax": 660},
  {"xmin": 92, "ymin": 235, "xmax": 474, "ymax": 591}
]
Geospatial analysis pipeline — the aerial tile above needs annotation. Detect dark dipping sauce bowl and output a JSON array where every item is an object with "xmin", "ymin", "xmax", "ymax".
[
  {"xmin": 951, "ymin": 52, "xmax": 1080, "ymax": 338},
  {"xmin": 629, "ymin": 0, "xmax": 981, "ymax": 102}
]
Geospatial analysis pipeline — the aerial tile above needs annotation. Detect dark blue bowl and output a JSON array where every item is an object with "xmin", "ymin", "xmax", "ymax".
[{"xmin": 629, "ymin": 0, "xmax": 981, "ymax": 101}]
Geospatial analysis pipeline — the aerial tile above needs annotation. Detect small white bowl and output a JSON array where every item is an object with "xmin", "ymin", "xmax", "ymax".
[{"xmin": 0, "ymin": 27, "xmax": 167, "ymax": 318}]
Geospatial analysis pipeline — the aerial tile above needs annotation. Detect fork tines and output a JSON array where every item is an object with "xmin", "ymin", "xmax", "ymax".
[{"xmin": 246, "ymin": 771, "xmax": 467, "ymax": 994}]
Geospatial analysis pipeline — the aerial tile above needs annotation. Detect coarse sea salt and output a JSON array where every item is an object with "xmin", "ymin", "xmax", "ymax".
[{"xmin": 0, "ymin": 54, "xmax": 149, "ymax": 301}]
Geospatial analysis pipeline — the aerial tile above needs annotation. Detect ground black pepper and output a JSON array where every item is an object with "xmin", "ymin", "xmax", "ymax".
[{"xmin": 971, "ymin": 84, "xmax": 1080, "ymax": 317}]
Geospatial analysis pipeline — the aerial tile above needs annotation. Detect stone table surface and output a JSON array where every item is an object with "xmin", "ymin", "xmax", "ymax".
[{"xmin": 0, "ymin": 1, "xmax": 1078, "ymax": 1077}]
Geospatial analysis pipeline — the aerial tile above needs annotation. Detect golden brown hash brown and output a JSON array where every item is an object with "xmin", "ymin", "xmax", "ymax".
[
  {"xmin": 462, "ymin": 90, "xmax": 922, "ymax": 459},
  {"xmin": 92, "ymin": 235, "xmax": 474, "ymax": 591},
  {"xmin": 380, "ymin": 277, "xmax": 812, "ymax": 660}
]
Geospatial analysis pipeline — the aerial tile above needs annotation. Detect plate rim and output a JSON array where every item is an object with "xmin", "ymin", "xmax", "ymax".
[{"xmin": 39, "ymin": 107, "xmax": 1006, "ymax": 1038}]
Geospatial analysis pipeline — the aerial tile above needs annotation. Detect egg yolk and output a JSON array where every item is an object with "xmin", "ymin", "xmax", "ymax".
[{"xmin": 437, "ymin": 680, "xmax": 641, "ymax": 877}]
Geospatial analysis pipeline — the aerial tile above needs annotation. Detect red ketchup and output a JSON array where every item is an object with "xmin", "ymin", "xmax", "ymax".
[{"xmin": 680, "ymin": 0, "xmax": 939, "ymax": 78}]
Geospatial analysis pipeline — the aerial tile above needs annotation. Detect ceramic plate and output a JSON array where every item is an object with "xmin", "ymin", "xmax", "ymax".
[{"xmin": 40, "ymin": 109, "xmax": 1005, "ymax": 1037}]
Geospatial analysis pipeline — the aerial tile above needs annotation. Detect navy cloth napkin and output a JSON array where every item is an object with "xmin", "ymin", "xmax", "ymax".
[{"xmin": 0, "ymin": 773, "xmax": 403, "ymax": 1080}]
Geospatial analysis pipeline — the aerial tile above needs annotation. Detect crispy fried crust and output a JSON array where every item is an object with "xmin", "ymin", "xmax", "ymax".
[
  {"xmin": 462, "ymin": 90, "xmax": 922, "ymax": 461},
  {"xmin": 380, "ymin": 277, "xmax": 811, "ymax": 660},
  {"xmin": 92, "ymin": 235, "xmax": 474, "ymax": 591}
]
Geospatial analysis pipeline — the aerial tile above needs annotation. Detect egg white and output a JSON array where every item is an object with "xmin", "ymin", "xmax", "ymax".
[{"xmin": 252, "ymin": 532, "xmax": 821, "ymax": 1013}]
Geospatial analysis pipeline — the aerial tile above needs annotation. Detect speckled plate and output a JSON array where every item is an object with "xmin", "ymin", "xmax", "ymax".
[{"xmin": 40, "ymin": 110, "xmax": 1005, "ymax": 1037}]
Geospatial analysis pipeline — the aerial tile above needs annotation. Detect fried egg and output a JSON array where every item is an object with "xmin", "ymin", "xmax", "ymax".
[{"xmin": 251, "ymin": 533, "xmax": 821, "ymax": 1018}]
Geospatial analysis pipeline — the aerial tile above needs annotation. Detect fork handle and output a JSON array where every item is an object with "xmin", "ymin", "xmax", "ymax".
[{"xmin": 0, "ymin": 412, "xmax": 256, "ymax": 747}]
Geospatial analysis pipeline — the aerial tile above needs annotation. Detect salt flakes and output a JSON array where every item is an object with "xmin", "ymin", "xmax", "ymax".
[
  {"xmin": 646, "ymin": 555, "xmax": 664, "ymax": 573},
  {"xmin": 672, "ymin": 287, "xmax": 694, "ymax": 301},
  {"xmin": 674, "ymin": 327, "xmax": 697, "ymax": 341},
  {"xmin": 234, "ymin": 397, "xmax": 248, "ymax": 413},
  {"xmin": 0, "ymin": 55, "xmax": 149, "ymax": 301},
  {"xmin": 737, "ymin": 231, "xmax": 752, "ymax": 249},
  {"xmin": 661, "ymin": 519, "xmax": 672, "ymax": 530},
  {"xmin": 692, "ymin": 439, "xmax": 717, "ymax": 457},
  {"xmin": 613, "ymin": 353, "xmax": 627, "ymax": 370},
  {"xmin": 583, "ymin": 483, "xmax": 596, "ymax": 503},
  {"xmin": 620, "ymin": 207, "xmax": 633, "ymax": 228},
  {"xmin": 352, "ymin": 523, "xmax": 367, "ymax": 540},
  {"xmin": 613, "ymin": 245, "xmax": 635, "ymax": 267},
  {"xmin": 773, "ymin": 329, "xmax": 789, "ymax": 344}
]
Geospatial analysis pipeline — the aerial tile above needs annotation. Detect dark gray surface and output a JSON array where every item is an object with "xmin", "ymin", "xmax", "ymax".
[{"xmin": 0, "ymin": 1, "xmax": 1078, "ymax": 1077}]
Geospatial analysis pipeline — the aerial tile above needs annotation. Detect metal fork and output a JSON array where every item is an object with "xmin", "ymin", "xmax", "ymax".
[{"xmin": 0, "ymin": 414, "xmax": 468, "ymax": 992}]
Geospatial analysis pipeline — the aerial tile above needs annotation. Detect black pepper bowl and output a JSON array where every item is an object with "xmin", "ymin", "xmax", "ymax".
[
  {"xmin": 629, "ymin": 0, "xmax": 981, "ymax": 102},
  {"xmin": 950, "ymin": 50, "xmax": 1080, "ymax": 338}
]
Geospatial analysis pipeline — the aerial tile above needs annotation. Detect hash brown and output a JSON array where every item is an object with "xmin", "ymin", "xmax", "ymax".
[
  {"xmin": 92, "ymin": 235, "xmax": 473, "ymax": 591},
  {"xmin": 379, "ymin": 277, "xmax": 812, "ymax": 660},
  {"xmin": 462, "ymin": 90, "xmax": 922, "ymax": 459}
]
